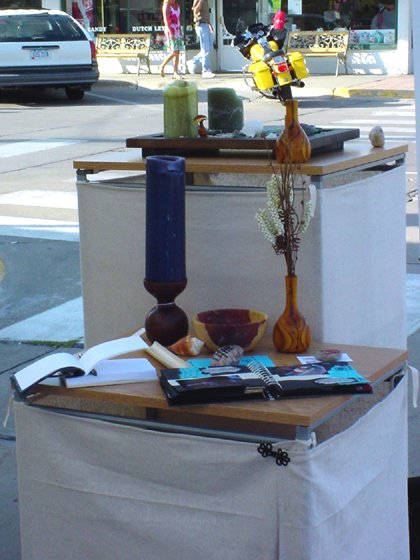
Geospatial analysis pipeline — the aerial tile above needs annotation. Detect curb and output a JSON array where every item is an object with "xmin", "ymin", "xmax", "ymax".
[
  {"xmin": 333, "ymin": 87, "xmax": 414, "ymax": 99},
  {"xmin": 97, "ymin": 76, "xmax": 414, "ymax": 100}
]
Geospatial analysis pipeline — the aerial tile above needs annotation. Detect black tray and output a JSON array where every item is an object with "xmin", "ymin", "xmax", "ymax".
[{"xmin": 126, "ymin": 127, "xmax": 360, "ymax": 157}]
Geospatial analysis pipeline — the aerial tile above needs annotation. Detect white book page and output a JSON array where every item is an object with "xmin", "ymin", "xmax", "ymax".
[
  {"xmin": 77, "ymin": 329, "xmax": 147, "ymax": 374},
  {"xmin": 65, "ymin": 358, "xmax": 157, "ymax": 388}
]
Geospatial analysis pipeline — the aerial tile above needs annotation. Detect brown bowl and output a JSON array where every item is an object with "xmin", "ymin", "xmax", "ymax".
[{"xmin": 192, "ymin": 308, "xmax": 268, "ymax": 352}]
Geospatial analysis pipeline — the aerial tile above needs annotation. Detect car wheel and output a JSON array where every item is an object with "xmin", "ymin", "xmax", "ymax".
[{"xmin": 65, "ymin": 87, "xmax": 85, "ymax": 101}]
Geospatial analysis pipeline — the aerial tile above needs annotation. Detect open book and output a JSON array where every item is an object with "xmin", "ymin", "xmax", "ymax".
[
  {"xmin": 62, "ymin": 358, "xmax": 157, "ymax": 388},
  {"xmin": 159, "ymin": 358, "xmax": 373, "ymax": 405},
  {"xmin": 11, "ymin": 329, "xmax": 150, "ymax": 396}
]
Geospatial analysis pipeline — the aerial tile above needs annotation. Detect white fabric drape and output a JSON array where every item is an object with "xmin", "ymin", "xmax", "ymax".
[
  {"xmin": 15, "ymin": 376, "xmax": 409, "ymax": 560},
  {"xmin": 78, "ymin": 163, "xmax": 406, "ymax": 350}
]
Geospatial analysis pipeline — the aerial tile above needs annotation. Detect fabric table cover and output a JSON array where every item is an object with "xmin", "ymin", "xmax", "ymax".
[
  {"xmin": 77, "ymin": 165, "xmax": 406, "ymax": 350},
  {"xmin": 15, "ymin": 376, "xmax": 409, "ymax": 560}
]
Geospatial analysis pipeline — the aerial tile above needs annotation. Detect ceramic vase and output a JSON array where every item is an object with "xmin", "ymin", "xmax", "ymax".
[
  {"xmin": 275, "ymin": 99, "xmax": 311, "ymax": 163},
  {"xmin": 273, "ymin": 275, "xmax": 311, "ymax": 353}
]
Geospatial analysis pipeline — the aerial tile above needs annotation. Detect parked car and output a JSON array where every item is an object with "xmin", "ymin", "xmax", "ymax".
[{"xmin": 0, "ymin": 9, "xmax": 99, "ymax": 100}]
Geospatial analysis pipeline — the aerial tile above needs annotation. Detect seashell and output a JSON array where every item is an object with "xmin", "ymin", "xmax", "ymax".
[
  {"xmin": 168, "ymin": 335, "xmax": 204, "ymax": 356},
  {"xmin": 369, "ymin": 126, "xmax": 385, "ymax": 148},
  {"xmin": 210, "ymin": 345, "xmax": 244, "ymax": 366},
  {"xmin": 315, "ymin": 348, "xmax": 342, "ymax": 362}
]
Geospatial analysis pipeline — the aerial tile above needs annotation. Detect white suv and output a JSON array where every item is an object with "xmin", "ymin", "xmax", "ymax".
[{"xmin": 0, "ymin": 9, "xmax": 99, "ymax": 100}]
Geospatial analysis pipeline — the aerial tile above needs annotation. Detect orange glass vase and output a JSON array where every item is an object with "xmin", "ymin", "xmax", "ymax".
[
  {"xmin": 275, "ymin": 99, "xmax": 311, "ymax": 163},
  {"xmin": 273, "ymin": 275, "xmax": 311, "ymax": 353}
]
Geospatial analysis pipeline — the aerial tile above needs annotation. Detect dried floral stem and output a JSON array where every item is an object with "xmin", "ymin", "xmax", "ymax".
[{"xmin": 256, "ymin": 152, "xmax": 312, "ymax": 277}]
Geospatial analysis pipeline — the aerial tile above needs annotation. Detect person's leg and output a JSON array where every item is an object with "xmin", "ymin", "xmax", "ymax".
[
  {"xmin": 199, "ymin": 23, "xmax": 213, "ymax": 73},
  {"xmin": 172, "ymin": 50, "xmax": 181, "ymax": 76},
  {"xmin": 190, "ymin": 25, "xmax": 203, "ymax": 69},
  {"xmin": 159, "ymin": 51, "xmax": 176, "ymax": 76}
]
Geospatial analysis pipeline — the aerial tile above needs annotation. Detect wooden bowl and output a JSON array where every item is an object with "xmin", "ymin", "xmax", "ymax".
[{"xmin": 192, "ymin": 308, "xmax": 268, "ymax": 352}]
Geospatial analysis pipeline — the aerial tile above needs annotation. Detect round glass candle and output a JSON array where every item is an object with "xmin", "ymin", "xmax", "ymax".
[{"xmin": 145, "ymin": 155, "xmax": 186, "ymax": 283}]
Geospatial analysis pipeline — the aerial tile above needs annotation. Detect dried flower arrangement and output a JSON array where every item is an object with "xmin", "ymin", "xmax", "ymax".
[{"xmin": 255, "ymin": 161, "xmax": 313, "ymax": 277}]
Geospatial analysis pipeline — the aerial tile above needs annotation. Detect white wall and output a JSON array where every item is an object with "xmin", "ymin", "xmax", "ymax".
[{"xmin": 411, "ymin": 0, "xmax": 420, "ymax": 239}]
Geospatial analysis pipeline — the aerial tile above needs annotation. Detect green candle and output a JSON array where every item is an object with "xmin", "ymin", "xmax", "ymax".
[
  {"xmin": 207, "ymin": 88, "xmax": 244, "ymax": 132},
  {"xmin": 163, "ymin": 80, "xmax": 198, "ymax": 138}
]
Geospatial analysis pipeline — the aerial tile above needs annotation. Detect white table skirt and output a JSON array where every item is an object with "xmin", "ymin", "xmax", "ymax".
[
  {"xmin": 15, "ymin": 376, "xmax": 409, "ymax": 560},
  {"xmin": 77, "ymin": 164, "xmax": 406, "ymax": 350}
]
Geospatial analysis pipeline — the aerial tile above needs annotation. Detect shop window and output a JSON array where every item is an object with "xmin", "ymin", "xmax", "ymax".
[
  {"xmin": 72, "ymin": 0, "xmax": 198, "ymax": 50},
  {"xmin": 222, "ymin": 0, "xmax": 258, "ymax": 36},
  {"xmin": 283, "ymin": 0, "xmax": 397, "ymax": 49},
  {"xmin": 350, "ymin": 1, "xmax": 397, "ymax": 49}
]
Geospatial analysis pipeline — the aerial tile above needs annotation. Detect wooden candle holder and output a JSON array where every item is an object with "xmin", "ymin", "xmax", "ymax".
[{"xmin": 144, "ymin": 278, "xmax": 189, "ymax": 346}]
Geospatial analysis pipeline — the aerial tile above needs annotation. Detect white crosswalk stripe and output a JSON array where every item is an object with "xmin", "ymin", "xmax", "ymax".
[
  {"xmin": 372, "ymin": 110, "xmax": 415, "ymax": 117},
  {"xmin": 0, "ymin": 139, "xmax": 83, "ymax": 158},
  {"xmin": 0, "ymin": 190, "xmax": 79, "ymax": 241},
  {"xmin": 331, "ymin": 103, "xmax": 416, "ymax": 141},
  {"xmin": 0, "ymin": 216, "xmax": 79, "ymax": 241},
  {"xmin": 0, "ymin": 190, "xmax": 77, "ymax": 209},
  {"xmin": 337, "ymin": 119, "xmax": 414, "ymax": 125}
]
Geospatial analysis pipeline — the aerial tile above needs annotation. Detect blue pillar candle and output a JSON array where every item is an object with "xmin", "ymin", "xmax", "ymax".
[{"xmin": 145, "ymin": 155, "xmax": 186, "ymax": 283}]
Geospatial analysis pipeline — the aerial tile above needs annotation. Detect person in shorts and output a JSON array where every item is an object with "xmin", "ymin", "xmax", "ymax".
[{"xmin": 159, "ymin": 0, "xmax": 184, "ymax": 78}]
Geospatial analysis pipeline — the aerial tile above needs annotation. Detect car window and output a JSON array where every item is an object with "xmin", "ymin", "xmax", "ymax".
[{"xmin": 0, "ymin": 14, "xmax": 87, "ymax": 42}]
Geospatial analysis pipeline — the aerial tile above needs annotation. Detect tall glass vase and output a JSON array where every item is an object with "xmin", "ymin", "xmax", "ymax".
[
  {"xmin": 275, "ymin": 99, "xmax": 311, "ymax": 163},
  {"xmin": 273, "ymin": 275, "xmax": 311, "ymax": 353}
]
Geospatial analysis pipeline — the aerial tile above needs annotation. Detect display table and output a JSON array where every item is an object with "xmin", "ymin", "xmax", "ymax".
[
  {"xmin": 73, "ymin": 141, "xmax": 408, "ymax": 350},
  {"xmin": 15, "ymin": 342, "xmax": 409, "ymax": 559},
  {"xmin": 23, "ymin": 341, "xmax": 406, "ymax": 439},
  {"xmin": 73, "ymin": 140, "xmax": 407, "ymax": 187}
]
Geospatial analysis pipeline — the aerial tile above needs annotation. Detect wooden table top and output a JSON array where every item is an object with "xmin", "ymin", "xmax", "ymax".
[
  {"xmin": 73, "ymin": 141, "xmax": 408, "ymax": 178},
  {"xmin": 29, "ymin": 340, "xmax": 407, "ymax": 432}
]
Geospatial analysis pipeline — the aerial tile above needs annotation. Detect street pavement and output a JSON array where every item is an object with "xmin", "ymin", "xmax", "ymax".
[
  {"xmin": 99, "ymin": 69, "xmax": 416, "ymax": 99},
  {"xmin": 0, "ymin": 71, "xmax": 418, "ymax": 559}
]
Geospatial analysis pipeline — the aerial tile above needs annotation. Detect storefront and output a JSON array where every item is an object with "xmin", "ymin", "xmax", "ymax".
[
  {"xmin": 8, "ymin": 0, "xmax": 413, "ymax": 74},
  {"xmin": 217, "ymin": 0, "xmax": 412, "ymax": 74}
]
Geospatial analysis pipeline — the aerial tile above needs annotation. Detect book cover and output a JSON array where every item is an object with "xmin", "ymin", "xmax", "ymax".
[{"xmin": 159, "ymin": 360, "xmax": 373, "ymax": 405}]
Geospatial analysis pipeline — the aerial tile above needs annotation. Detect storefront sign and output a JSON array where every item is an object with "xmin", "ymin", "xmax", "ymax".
[
  {"xmin": 350, "ymin": 29, "xmax": 396, "ymax": 47},
  {"xmin": 132, "ymin": 25, "xmax": 165, "ymax": 33}
]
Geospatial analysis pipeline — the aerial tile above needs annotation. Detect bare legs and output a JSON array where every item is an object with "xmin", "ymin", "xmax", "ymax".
[{"xmin": 158, "ymin": 50, "xmax": 181, "ymax": 78}]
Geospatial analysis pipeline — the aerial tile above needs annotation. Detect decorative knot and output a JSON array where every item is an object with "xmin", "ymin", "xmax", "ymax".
[{"xmin": 257, "ymin": 442, "xmax": 290, "ymax": 466}]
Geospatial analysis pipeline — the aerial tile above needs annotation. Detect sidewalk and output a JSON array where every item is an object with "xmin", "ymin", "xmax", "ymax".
[{"xmin": 98, "ymin": 70, "xmax": 416, "ymax": 99}]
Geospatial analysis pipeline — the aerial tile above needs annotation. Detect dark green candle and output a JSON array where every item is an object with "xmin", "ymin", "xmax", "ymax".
[{"xmin": 207, "ymin": 88, "xmax": 244, "ymax": 132}]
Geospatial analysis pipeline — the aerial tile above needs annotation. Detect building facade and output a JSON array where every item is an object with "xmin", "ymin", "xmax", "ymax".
[{"xmin": 5, "ymin": 0, "xmax": 413, "ymax": 74}]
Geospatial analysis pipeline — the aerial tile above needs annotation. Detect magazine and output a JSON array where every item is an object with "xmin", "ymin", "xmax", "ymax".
[{"xmin": 159, "ymin": 359, "xmax": 373, "ymax": 405}]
